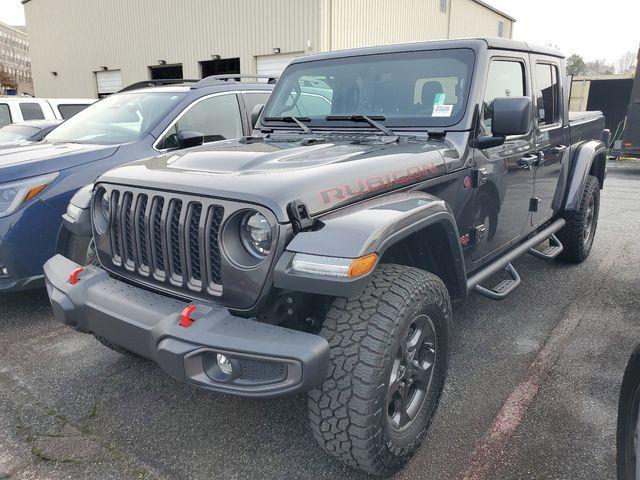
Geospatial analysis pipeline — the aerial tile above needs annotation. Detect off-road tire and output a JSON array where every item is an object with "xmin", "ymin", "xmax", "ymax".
[
  {"xmin": 308, "ymin": 264, "xmax": 452, "ymax": 476},
  {"xmin": 64, "ymin": 232, "xmax": 99, "ymax": 266},
  {"xmin": 94, "ymin": 335, "xmax": 140, "ymax": 358},
  {"xmin": 617, "ymin": 345, "xmax": 640, "ymax": 479},
  {"xmin": 557, "ymin": 175, "xmax": 600, "ymax": 263}
]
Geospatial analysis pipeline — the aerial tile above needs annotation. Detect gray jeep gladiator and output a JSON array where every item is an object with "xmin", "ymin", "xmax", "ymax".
[{"xmin": 45, "ymin": 38, "xmax": 608, "ymax": 476}]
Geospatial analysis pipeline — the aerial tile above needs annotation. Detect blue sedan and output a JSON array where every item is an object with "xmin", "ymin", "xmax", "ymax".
[{"xmin": 0, "ymin": 77, "xmax": 273, "ymax": 291}]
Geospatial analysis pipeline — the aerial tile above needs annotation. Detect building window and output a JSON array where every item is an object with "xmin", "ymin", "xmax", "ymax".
[
  {"xmin": 497, "ymin": 21, "xmax": 505, "ymax": 37},
  {"xmin": 440, "ymin": 0, "xmax": 447, "ymax": 13}
]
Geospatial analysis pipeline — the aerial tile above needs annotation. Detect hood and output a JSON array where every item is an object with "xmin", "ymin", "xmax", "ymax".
[
  {"xmin": 98, "ymin": 136, "xmax": 454, "ymax": 222},
  {"xmin": 0, "ymin": 142, "xmax": 119, "ymax": 183}
]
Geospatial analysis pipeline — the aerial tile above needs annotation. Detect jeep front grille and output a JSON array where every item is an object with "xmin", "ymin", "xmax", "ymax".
[{"xmin": 107, "ymin": 189, "xmax": 224, "ymax": 295}]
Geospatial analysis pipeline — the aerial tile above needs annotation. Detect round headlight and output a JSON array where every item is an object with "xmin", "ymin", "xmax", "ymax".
[{"xmin": 240, "ymin": 211, "xmax": 272, "ymax": 258}]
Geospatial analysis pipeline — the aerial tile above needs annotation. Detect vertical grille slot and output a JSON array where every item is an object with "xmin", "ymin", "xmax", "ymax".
[
  {"xmin": 168, "ymin": 199, "xmax": 183, "ymax": 278},
  {"xmin": 208, "ymin": 206, "xmax": 224, "ymax": 286},
  {"xmin": 135, "ymin": 194, "xmax": 149, "ymax": 270},
  {"xmin": 151, "ymin": 197, "xmax": 165, "ymax": 274},
  {"xmin": 109, "ymin": 190, "xmax": 121, "ymax": 261},
  {"xmin": 187, "ymin": 203, "xmax": 203, "ymax": 282},
  {"xmin": 122, "ymin": 192, "xmax": 134, "ymax": 266}
]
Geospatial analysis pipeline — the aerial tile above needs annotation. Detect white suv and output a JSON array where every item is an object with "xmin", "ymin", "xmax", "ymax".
[{"xmin": 0, "ymin": 97, "xmax": 96, "ymax": 127}]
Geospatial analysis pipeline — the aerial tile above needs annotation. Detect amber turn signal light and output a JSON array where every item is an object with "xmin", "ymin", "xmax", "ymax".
[{"xmin": 348, "ymin": 253, "xmax": 378, "ymax": 278}]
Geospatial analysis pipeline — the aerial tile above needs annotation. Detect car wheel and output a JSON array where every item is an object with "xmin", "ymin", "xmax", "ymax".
[
  {"xmin": 557, "ymin": 175, "xmax": 600, "ymax": 263},
  {"xmin": 617, "ymin": 345, "xmax": 640, "ymax": 480},
  {"xmin": 64, "ymin": 232, "xmax": 99, "ymax": 266},
  {"xmin": 308, "ymin": 264, "xmax": 451, "ymax": 476}
]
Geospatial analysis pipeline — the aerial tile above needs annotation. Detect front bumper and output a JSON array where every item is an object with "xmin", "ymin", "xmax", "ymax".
[{"xmin": 44, "ymin": 254, "xmax": 329, "ymax": 398}]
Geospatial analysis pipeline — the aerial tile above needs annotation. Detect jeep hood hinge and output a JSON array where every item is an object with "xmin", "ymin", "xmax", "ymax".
[{"xmin": 287, "ymin": 200, "xmax": 315, "ymax": 233}]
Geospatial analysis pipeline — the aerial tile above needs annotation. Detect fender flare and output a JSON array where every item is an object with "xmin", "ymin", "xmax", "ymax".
[
  {"xmin": 274, "ymin": 192, "xmax": 466, "ymax": 298},
  {"xmin": 54, "ymin": 183, "xmax": 94, "ymax": 255},
  {"xmin": 563, "ymin": 140, "xmax": 606, "ymax": 211}
]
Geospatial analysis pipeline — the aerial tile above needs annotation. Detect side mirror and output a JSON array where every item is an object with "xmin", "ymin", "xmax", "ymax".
[
  {"xmin": 251, "ymin": 104, "xmax": 265, "ymax": 129},
  {"xmin": 177, "ymin": 130, "xmax": 204, "ymax": 149},
  {"xmin": 491, "ymin": 97, "xmax": 533, "ymax": 137}
]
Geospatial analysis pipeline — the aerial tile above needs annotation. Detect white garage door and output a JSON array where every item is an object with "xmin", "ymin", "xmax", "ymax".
[
  {"xmin": 256, "ymin": 53, "xmax": 302, "ymax": 79},
  {"xmin": 95, "ymin": 69, "xmax": 123, "ymax": 96}
]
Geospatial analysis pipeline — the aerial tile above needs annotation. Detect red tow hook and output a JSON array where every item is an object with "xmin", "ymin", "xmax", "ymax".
[
  {"xmin": 68, "ymin": 267, "xmax": 84, "ymax": 285},
  {"xmin": 179, "ymin": 305, "xmax": 197, "ymax": 328}
]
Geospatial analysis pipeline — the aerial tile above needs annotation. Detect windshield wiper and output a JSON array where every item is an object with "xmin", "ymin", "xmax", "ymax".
[
  {"xmin": 325, "ymin": 115, "xmax": 397, "ymax": 138},
  {"xmin": 263, "ymin": 116, "xmax": 314, "ymax": 134}
]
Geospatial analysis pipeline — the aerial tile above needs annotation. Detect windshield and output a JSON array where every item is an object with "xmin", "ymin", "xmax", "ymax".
[
  {"xmin": 262, "ymin": 48, "xmax": 475, "ymax": 129},
  {"xmin": 46, "ymin": 91, "xmax": 186, "ymax": 144},
  {"xmin": 0, "ymin": 124, "xmax": 39, "ymax": 142}
]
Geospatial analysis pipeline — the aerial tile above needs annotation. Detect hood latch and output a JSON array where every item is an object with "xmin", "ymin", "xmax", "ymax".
[{"xmin": 287, "ymin": 200, "xmax": 315, "ymax": 233}]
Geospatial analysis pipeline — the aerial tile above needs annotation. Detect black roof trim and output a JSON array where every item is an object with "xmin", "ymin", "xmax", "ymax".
[
  {"xmin": 289, "ymin": 37, "xmax": 564, "ymax": 65},
  {"xmin": 191, "ymin": 74, "xmax": 278, "ymax": 89},
  {"xmin": 118, "ymin": 79, "xmax": 199, "ymax": 93}
]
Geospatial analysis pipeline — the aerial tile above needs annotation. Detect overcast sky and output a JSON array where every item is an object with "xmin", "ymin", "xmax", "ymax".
[{"xmin": 0, "ymin": 0, "xmax": 638, "ymax": 62}]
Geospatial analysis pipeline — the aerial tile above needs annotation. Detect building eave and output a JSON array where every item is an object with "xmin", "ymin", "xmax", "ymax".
[{"xmin": 471, "ymin": 0, "xmax": 516, "ymax": 22}]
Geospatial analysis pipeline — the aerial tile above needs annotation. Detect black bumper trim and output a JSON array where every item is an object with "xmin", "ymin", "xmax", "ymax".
[{"xmin": 44, "ymin": 254, "xmax": 329, "ymax": 398}]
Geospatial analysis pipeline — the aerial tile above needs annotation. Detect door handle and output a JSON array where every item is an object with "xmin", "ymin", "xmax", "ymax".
[
  {"xmin": 518, "ymin": 154, "xmax": 539, "ymax": 169},
  {"xmin": 551, "ymin": 145, "xmax": 568, "ymax": 156}
]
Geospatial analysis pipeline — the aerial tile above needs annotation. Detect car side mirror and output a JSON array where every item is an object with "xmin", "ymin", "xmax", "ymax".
[
  {"xmin": 177, "ymin": 130, "xmax": 204, "ymax": 149},
  {"xmin": 491, "ymin": 97, "xmax": 533, "ymax": 137},
  {"xmin": 251, "ymin": 104, "xmax": 265, "ymax": 129}
]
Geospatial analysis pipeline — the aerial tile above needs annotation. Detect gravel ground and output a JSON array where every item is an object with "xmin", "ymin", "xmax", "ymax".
[{"xmin": 0, "ymin": 160, "xmax": 638, "ymax": 480}]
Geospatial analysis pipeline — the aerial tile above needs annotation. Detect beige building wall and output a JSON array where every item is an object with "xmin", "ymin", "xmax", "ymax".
[
  {"xmin": 321, "ymin": 0, "xmax": 448, "ymax": 51},
  {"xmin": 449, "ymin": 0, "xmax": 513, "ymax": 39},
  {"xmin": 25, "ymin": 0, "xmax": 322, "ymax": 97},
  {"xmin": 25, "ymin": 0, "xmax": 514, "ymax": 98}
]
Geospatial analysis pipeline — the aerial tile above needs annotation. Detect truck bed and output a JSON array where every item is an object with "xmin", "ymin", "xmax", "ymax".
[{"xmin": 568, "ymin": 110, "xmax": 605, "ymax": 145}]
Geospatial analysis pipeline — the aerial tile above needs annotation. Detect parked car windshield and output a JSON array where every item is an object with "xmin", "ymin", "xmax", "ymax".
[
  {"xmin": 262, "ymin": 48, "xmax": 475, "ymax": 129},
  {"xmin": 46, "ymin": 91, "xmax": 186, "ymax": 144},
  {"xmin": 0, "ymin": 124, "xmax": 39, "ymax": 143}
]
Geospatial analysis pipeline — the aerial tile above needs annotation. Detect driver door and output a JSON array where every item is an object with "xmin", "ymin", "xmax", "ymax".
[{"xmin": 472, "ymin": 55, "xmax": 536, "ymax": 262}]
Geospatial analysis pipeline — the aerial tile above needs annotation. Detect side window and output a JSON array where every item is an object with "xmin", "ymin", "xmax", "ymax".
[
  {"xmin": 58, "ymin": 104, "xmax": 90, "ymax": 119},
  {"xmin": 534, "ymin": 63, "xmax": 560, "ymax": 127},
  {"xmin": 19, "ymin": 102, "xmax": 45, "ymax": 120},
  {"xmin": 482, "ymin": 60, "xmax": 525, "ymax": 132},
  {"xmin": 158, "ymin": 94, "xmax": 243, "ymax": 149},
  {"xmin": 242, "ymin": 92, "xmax": 271, "ymax": 127},
  {"xmin": 0, "ymin": 104, "xmax": 11, "ymax": 128},
  {"xmin": 242, "ymin": 92, "xmax": 270, "ymax": 114}
]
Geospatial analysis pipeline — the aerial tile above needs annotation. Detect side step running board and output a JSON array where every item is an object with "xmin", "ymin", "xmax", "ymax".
[
  {"xmin": 473, "ymin": 263, "xmax": 521, "ymax": 300},
  {"xmin": 467, "ymin": 218, "xmax": 566, "ymax": 301},
  {"xmin": 528, "ymin": 233, "xmax": 563, "ymax": 260}
]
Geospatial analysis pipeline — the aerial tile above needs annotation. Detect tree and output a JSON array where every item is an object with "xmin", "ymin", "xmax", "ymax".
[
  {"xmin": 615, "ymin": 50, "xmax": 638, "ymax": 74},
  {"xmin": 0, "ymin": 70, "xmax": 17, "ymax": 89},
  {"xmin": 567, "ymin": 54, "xmax": 586, "ymax": 76},
  {"xmin": 583, "ymin": 59, "xmax": 615, "ymax": 76}
]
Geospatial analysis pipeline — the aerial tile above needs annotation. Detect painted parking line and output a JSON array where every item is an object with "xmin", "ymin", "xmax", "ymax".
[{"xmin": 461, "ymin": 240, "xmax": 621, "ymax": 480}]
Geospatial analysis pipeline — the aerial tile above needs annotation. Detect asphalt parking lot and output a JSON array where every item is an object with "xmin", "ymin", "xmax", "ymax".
[{"xmin": 1, "ymin": 160, "xmax": 639, "ymax": 480}]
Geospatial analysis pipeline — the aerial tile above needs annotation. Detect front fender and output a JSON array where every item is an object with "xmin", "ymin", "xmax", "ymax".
[
  {"xmin": 274, "ymin": 192, "xmax": 466, "ymax": 298},
  {"xmin": 563, "ymin": 140, "xmax": 606, "ymax": 211},
  {"xmin": 55, "ymin": 183, "xmax": 94, "ymax": 254}
]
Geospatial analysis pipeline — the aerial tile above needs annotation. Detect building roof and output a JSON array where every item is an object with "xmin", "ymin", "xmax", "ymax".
[{"xmin": 472, "ymin": 0, "xmax": 516, "ymax": 22}]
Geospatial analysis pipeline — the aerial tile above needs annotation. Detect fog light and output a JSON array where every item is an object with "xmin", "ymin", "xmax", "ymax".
[
  {"xmin": 217, "ymin": 354, "xmax": 233, "ymax": 375},
  {"xmin": 0, "ymin": 265, "xmax": 8, "ymax": 278}
]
